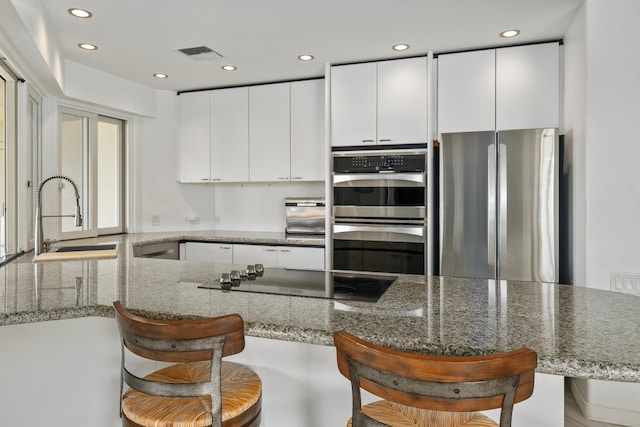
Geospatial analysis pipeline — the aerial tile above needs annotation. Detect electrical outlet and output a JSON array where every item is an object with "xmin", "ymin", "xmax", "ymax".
[
  {"xmin": 151, "ymin": 214, "xmax": 160, "ymax": 226},
  {"xmin": 610, "ymin": 272, "xmax": 640, "ymax": 295},
  {"xmin": 185, "ymin": 216, "xmax": 200, "ymax": 225}
]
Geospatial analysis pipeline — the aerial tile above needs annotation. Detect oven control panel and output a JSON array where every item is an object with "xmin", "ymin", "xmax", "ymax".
[{"xmin": 333, "ymin": 153, "xmax": 425, "ymax": 173}]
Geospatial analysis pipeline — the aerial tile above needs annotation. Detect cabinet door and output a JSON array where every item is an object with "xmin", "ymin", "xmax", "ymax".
[
  {"xmin": 277, "ymin": 246, "xmax": 325, "ymax": 270},
  {"xmin": 330, "ymin": 62, "xmax": 377, "ymax": 146},
  {"xmin": 438, "ymin": 50, "xmax": 496, "ymax": 133},
  {"xmin": 233, "ymin": 244, "xmax": 278, "ymax": 267},
  {"xmin": 184, "ymin": 242, "xmax": 233, "ymax": 263},
  {"xmin": 496, "ymin": 42, "xmax": 560, "ymax": 130},
  {"xmin": 290, "ymin": 79, "xmax": 325, "ymax": 181},
  {"xmin": 377, "ymin": 57, "xmax": 428, "ymax": 144},
  {"xmin": 211, "ymin": 87, "xmax": 249, "ymax": 182},
  {"xmin": 249, "ymin": 83, "xmax": 291, "ymax": 182},
  {"xmin": 179, "ymin": 92, "xmax": 211, "ymax": 182}
]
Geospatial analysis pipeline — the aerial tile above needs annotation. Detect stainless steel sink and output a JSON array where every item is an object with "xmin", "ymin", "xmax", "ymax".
[{"xmin": 33, "ymin": 242, "xmax": 119, "ymax": 262}]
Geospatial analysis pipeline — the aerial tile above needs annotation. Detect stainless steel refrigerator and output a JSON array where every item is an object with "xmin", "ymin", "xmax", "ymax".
[{"xmin": 440, "ymin": 128, "xmax": 559, "ymax": 282}]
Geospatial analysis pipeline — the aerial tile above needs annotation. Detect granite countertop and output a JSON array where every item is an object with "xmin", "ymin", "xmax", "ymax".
[{"xmin": 2, "ymin": 232, "xmax": 640, "ymax": 383}]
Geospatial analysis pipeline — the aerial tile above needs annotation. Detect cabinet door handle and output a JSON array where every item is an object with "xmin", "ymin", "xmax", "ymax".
[
  {"xmin": 279, "ymin": 249, "xmax": 290, "ymax": 253},
  {"xmin": 201, "ymin": 178, "xmax": 209, "ymax": 181},
  {"xmin": 264, "ymin": 248, "xmax": 277, "ymax": 252},
  {"xmin": 220, "ymin": 246, "xmax": 232, "ymax": 250},
  {"xmin": 291, "ymin": 176, "xmax": 303, "ymax": 180},
  {"xmin": 212, "ymin": 178, "xmax": 222, "ymax": 181},
  {"xmin": 362, "ymin": 139, "xmax": 375, "ymax": 143},
  {"xmin": 379, "ymin": 138, "xmax": 392, "ymax": 143},
  {"xmin": 278, "ymin": 177, "xmax": 289, "ymax": 180}
]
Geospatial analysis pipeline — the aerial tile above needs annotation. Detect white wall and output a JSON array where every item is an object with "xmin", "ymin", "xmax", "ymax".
[
  {"xmin": 133, "ymin": 90, "xmax": 215, "ymax": 232},
  {"xmin": 213, "ymin": 182, "xmax": 324, "ymax": 232},
  {"xmin": 582, "ymin": 0, "xmax": 640, "ymax": 289},
  {"xmin": 64, "ymin": 60, "xmax": 156, "ymax": 118},
  {"xmin": 565, "ymin": 1, "xmax": 640, "ymax": 424},
  {"xmin": 132, "ymin": 91, "xmax": 324, "ymax": 232}
]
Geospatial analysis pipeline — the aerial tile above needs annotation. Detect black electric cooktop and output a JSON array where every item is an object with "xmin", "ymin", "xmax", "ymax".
[{"xmin": 198, "ymin": 268, "xmax": 397, "ymax": 302}]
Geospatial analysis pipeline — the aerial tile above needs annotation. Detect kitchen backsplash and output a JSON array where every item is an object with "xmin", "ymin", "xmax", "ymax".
[{"xmin": 213, "ymin": 182, "xmax": 324, "ymax": 232}]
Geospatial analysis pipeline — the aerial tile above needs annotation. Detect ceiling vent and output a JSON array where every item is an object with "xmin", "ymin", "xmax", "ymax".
[{"xmin": 177, "ymin": 46, "xmax": 223, "ymax": 61}]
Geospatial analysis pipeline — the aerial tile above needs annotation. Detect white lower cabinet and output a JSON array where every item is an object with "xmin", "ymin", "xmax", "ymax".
[
  {"xmin": 233, "ymin": 244, "xmax": 324, "ymax": 270},
  {"xmin": 276, "ymin": 246, "xmax": 324, "ymax": 270},
  {"xmin": 233, "ymin": 244, "xmax": 279, "ymax": 267},
  {"xmin": 183, "ymin": 242, "xmax": 233, "ymax": 263}
]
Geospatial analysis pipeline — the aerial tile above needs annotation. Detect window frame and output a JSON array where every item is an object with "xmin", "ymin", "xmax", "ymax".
[{"xmin": 58, "ymin": 106, "xmax": 126, "ymax": 241}]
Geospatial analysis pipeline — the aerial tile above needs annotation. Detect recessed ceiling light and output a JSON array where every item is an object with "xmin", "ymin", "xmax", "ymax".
[
  {"xmin": 68, "ymin": 8, "xmax": 92, "ymax": 18},
  {"xmin": 78, "ymin": 43, "xmax": 97, "ymax": 51},
  {"xmin": 500, "ymin": 30, "xmax": 520, "ymax": 38},
  {"xmin": 222, "ymin": 65, "xmax": 237, "ymax": 71},
  {"xmin": 298, "ymin": 54, "xmax": 314, "ymax": 61},
  {"xmin": 393, "ymin": 44, "xmax": 410, "ymax": 51},
  {"xmin": 153, "ymin": 73, "xmax": 168, "ymax": 79}
]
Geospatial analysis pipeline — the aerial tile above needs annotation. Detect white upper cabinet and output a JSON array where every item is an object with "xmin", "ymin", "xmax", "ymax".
[
  {"xmin": 438, "ymin": 49, "xmax": 496, "ymax": 133},
  {"xmin": 179, "ymin": 80, "xmax": 324, "ymax": 183},
  {"xmin": 331, "ymin": 62, "xmax": 378, "ymax": 146},
  {"xmin": 331, "ymin": 57, "xmax": 427, "ymax": 147},
  {"xmin": 210, "ymin": 87, "xmax": 249, "ymax": 182},
  {"xmin": 437, "ymin": 42, "xmax": 560, "ymax": 134},
  {"xmin": 377, "ymin": 57, "xmax": 428, "ymax": 144},
  {"xmin": 290, "ymin": 79, "xmax": 325, "ymax": 181},
  {"xmin": 179, "ymin": 91, "xmax": 210, "ymax": 182},
  {"xmin": 496, "ymin": 43, "xmax": 560, "ymax": 130},
  {"xmin": 249, "ymin": 83, "xmax": 291, "ymax": 182}
]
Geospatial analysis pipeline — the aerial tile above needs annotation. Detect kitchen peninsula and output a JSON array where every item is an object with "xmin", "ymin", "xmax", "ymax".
[{"xmin": 2, "ymin": 232, "xmax": 640, "ymax": 426}]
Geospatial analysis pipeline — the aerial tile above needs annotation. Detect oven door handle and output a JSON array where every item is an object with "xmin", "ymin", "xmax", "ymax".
[
  {"xmin": 333, "ymin": 173, "xmax": 425, "ymax": 187},
  {"xmin": 332, "ymin": 224, "xmax": 425, "ymax": 243}
]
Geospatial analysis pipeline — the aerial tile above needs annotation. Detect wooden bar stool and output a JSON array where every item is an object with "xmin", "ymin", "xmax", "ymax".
[
  {"xmin": 334, "ymin": 330, "xmax": 537, "ymax": 427},
  {"xmin": 113, "ymin": 301, "xmax": 262, "ymax": 427}
]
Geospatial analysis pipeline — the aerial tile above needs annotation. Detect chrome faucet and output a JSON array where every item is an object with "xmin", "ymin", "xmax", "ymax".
[{"xmin": 34, "ymin": 175, "xmax": 83, "ymax": 256}]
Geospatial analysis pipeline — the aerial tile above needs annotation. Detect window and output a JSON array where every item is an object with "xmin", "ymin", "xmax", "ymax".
[
  {"xmin": 0, "ymin": 72, "xmax": 6, "ymax": 257},
  {"xmin": 23, "ymin": 94, "xmax": 41, "ymax": 251},
  {"xmin": 59, "ymin": 108, "xmax": 124, "ymax": 240},
  {"xmin": 97, "ymin": 116, "xmax": 124, "ymax": 233},
  {"xmin": 0, "ymin": 61, "xmax": 17, "ymax": 257}
]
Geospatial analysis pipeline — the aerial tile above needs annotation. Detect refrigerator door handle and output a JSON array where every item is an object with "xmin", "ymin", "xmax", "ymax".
[
  {"xmin": 498, "ymin": 142, "xmax": 508, "ymax": 279},
  {"xmin": 487, "ymin": 142, "xmax": 497, "ymax": 274}
]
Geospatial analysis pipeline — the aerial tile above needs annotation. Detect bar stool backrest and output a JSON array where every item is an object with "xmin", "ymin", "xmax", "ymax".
[
  {"xmin": 334, "ymin": 330, "xmax": 538, "ymax": 427},
  {"xmin": 113, "ymin": 301, "xmax": 248, "ymax": 426}
]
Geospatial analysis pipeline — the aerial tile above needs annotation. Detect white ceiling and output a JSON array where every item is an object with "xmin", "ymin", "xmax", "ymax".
[{"xmin": 38, "ymin": 0, "xmax": 584, "ymax": 93}]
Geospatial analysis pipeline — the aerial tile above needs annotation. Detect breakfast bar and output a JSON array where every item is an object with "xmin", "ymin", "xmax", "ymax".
[{"xmin": 2, "ymin": 232, "xmax": 640, "ymax": 425}]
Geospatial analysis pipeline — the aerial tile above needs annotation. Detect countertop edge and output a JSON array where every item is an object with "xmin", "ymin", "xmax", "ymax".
[{"xmin": 3, "ymin": 304, "xmax": 639, "ymax": 383}]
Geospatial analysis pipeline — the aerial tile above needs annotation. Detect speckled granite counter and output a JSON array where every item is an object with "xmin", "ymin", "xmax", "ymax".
[{"xmin": 2, "ymin": 232, "xmax": 640, "ymax": 383}]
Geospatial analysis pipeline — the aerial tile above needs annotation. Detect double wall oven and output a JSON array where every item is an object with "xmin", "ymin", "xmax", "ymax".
[{"xmin": 332, "ymin": 149, "xmax": 427, "ymax": 275}]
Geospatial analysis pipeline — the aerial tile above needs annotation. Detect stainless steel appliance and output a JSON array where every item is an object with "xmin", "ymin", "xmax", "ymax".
[
  {"xmin": 332, "ymin": 150, "xmax": 427, "ymax": 275},
  {"xmin": 440, "ymin": 128, "xmax": 559, "ymax": 282},
  {"xmin": 285, "ymin": 197, "xmax": 325, "ymax": 236}
]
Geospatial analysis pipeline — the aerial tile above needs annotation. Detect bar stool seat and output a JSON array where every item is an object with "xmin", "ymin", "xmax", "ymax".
[
  {"xmin": 346, "ymin": 401, "xmax": 499, "ymax": 426},
  {"xmin": 122, "ymin": 361, "xmax": 262, "ymax": 427}
]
